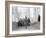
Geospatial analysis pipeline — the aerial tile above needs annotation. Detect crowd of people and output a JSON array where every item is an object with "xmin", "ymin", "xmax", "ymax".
[
  {"xmin": 17, "ymin": 15, "xmax": 40, "ymax": 27},
  {"xmin": 18, "ymin": 16, "xmax": 30, "ymax": 27}
]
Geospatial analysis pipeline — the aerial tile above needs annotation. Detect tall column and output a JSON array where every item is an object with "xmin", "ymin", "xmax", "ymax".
[{"xmin": 30, "ymin": 8, "xmax": 35, "ymax": 23}]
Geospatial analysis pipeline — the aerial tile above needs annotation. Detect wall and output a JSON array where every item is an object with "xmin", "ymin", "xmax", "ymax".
[
  {"xmin": 12, "ymin": 7, "xmax": 38, "ymax": 23},
  {"xmin": 0, "ymin": 0, "xmax": 46, "ymax": 38}
]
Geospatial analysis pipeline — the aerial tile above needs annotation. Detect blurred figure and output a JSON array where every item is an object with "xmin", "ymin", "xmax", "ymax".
[
  {"xmin": 38, "ymin": 15, "xmax": 40, "ymax": 22},
  {"xmin": 28, "ymin": 18, "xmax": 30, "ymax": 23}
]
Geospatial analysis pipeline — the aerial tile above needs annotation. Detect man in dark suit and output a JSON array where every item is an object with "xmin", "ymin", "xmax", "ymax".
[{"xmin": 38, "ymin": 15, "xmax": 40, "ymax": 22}]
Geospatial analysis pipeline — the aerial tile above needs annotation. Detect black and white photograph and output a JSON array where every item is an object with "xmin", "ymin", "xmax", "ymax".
[
  {"xmin": 5, "ymin": 1, "xmax": 45, "ymax": 37},
  {"xmin": 12, "ymin": 6, "xmax": 40, "ymax": 31},
  {"xmin": 9, "ymin": 3, "xmax": 44, "ymax": 34}
]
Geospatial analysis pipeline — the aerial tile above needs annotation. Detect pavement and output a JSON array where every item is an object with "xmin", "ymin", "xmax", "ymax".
[{"xmin": 12, "ymin": 22, "xmax": 40, "ymax": 31}]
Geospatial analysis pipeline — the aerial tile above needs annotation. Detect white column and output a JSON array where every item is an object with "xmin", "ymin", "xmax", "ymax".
[{"xmin": 30, "ymin": 8, "xmax": 35, "ymax": 23}]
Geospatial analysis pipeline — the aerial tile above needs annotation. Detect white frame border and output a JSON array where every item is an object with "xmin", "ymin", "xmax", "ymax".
[{"xmin": 9, "ymin": 4, "xmax": 43, "ymax": 34}]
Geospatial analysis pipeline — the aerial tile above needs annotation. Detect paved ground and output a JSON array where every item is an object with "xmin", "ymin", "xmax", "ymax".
[{"xmin": 12, "ymin": 22, "xmax": 40, "ymax": 31}]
